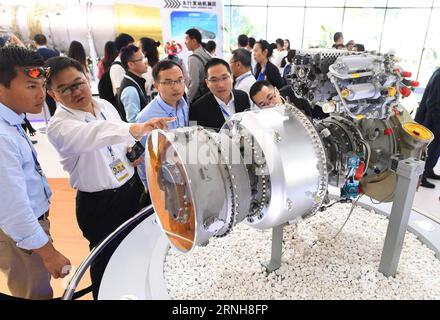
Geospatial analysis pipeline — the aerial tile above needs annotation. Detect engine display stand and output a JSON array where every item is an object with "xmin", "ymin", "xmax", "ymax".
[{"xmin": 264, "ymin": 158, "xmax": 425, "ymax": 277}]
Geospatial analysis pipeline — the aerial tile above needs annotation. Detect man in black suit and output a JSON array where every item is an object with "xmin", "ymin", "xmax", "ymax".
[
  {"xmin": 415, "ymin": 68, "xmax": 440, "ymax": 188},
  {"xmin": 189, "ymin": 58, "xmax": 250, "ymax": 130}
]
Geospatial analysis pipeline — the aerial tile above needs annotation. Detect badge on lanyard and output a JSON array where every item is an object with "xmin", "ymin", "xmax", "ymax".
[{"xmin": 109, "ymin": 158, "xmax": 129, "ymax": 182}]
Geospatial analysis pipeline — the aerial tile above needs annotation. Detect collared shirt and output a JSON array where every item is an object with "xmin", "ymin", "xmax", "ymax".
[
  {"xmin": 234, "ymin": 70, "xmax": 256, "ymax": 107},
  {"xmin": 0, "ymin": 103, "xmax": 51, "ymax": 250},
  {"xmin": 136, "ymin": 94, "xmax": 189, "ymax": 188},
  {"xmin": 47, "ymin": 98, "xmax": 135, "ymax": 193},
  {"xmin": 110, "ymin": 56, "xmax": 125, "ymax": 95},
  {"xmin": 214, "ymin": 93, "xmax": 236, "ymax": 120},
  {"xmin": 120, "ymin": 86, "xmax": 141, "ymax": 123}
]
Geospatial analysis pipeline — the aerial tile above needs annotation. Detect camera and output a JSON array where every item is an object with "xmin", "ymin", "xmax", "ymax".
[{"xmin": 126, "ymin": 141, "xmax": 145, "ymax": 162}]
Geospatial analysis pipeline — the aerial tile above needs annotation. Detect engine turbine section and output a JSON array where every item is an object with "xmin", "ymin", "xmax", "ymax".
[{"xmin": 146, "ymin": 105, "xmax": 328, "ymax": 252}]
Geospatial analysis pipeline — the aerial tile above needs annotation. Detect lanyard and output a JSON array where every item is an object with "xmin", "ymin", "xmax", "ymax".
[
  {"xmin": 219, "ymin": 104, "xmax": 231, "ymax": 119},
  {"xmin": 157, "ymin": 99, "xmax": 188, "ymax": 127},
  {"xmin": 60, "ymin": 106, "xmax": 116, "ymax": 159},
  {"xmin": 257, "ymin": 65, "xmax": 266, "ymax": 81},
  {"xmin": 235, "ymin": 72, "xmax": 253, "ymax": 88},
  {"xmin": 15, "ymin": 125, "xmax": 51, "ymax": 202}
]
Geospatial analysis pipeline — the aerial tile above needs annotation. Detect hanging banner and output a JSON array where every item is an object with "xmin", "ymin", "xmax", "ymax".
[{"xmin": 160, "ymin": 0, "xmax": 223, "ymax": 61}]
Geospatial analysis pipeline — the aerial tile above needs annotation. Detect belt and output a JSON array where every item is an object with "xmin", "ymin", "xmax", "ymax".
[
  {"xmin": 38, "ymin": 211, "xmax": 49, "ymax": 221},
  {"xmin": 78, "ymin": 174, "xmax": 138, "ymax": 197}
]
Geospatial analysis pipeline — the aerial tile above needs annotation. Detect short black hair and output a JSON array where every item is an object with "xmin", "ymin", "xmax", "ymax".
[
  {"xmin": 44, "ymin": 56, "xmax": 85, "ymax": 89},
  {"xmin": 333, "ymin": 32, "xmax": 343, "ymax": 43},
  {"xmin": 114, "ymin": 33, "xmax": 134, "ymax": 52},
  {"xmin": 238, "ymin": 34, "xmax": 249, "ymax": 47},
  {"xmin": 185, "ymin": 28, "xmax": 202, "ymax": 44},
  {"xmin": 231, "ymin": 48, "xmax": 251, "ymax": 68},
  {"xmin": 152, "ymin": 59, "xmax": 183, "ymax": 82},
  {"xmin": 248, "ymin": 37, "xmax": 256, "ymax": 48},
  {"xmin": 206, "ymin": 40, "xmax": 216, "ymax": 53},
  {"xmin": 0, "ymin": 46, "xmax": 44, "ymax": 87},
  {"xmin": 34, "ymin": 33, "xmax": 47, "ymax": 46},
  {"xmin": 120, "ymin": 44, "xmax": 140, "ymax": 69},
  {"xmin": 354, "ymin": 43, "xmax": 365, "ymax": 52},
  {"xmin": 256, "ymin": 39, "xmax": 274, "ymax": 58},
  {"xmin": 249, "ymin": 80, "xmax": 273, "ymax": 102},
  {"xmin": 275, "ymin": 38, "xmax": 284, "ymax": 48},
  {"xmin": 204, "ymin": 58, "xmax": 231, "ymax": 77}
]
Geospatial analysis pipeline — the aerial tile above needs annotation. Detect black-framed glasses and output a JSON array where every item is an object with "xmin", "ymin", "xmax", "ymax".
[
  {"xmin": 159, "ymin": 79, "xmax": 185, "ymax": 87},
  {"xmin": 206, "ymin": 75, "xmax": 231, "ymax": 84},
  {"xmin": 19, "ymin": 67, "xmax": 50, "ymax": 79},
  {"xmin": 57, "ymin": 81, "xmax": 88, "ymax": 97},
  {"xmin": 258, "ymin": 87, "xmax": 278, "ymax": 107},
  {"xmin": 130, "ymin": 57, "xmax": 147, "ymax": 63}
]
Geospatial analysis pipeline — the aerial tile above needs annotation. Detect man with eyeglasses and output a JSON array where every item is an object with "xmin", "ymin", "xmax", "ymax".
[
  {"xmin": 189, "ymin": 58, "xmax": 250, "ymax": 130},
  {"xmin": 230, "ymin": 48, "xmax": 256, "ymax": 107},
  {"xmin": 136, "ymin": 59, "xmax": 189, "ymax": 189},
  {"xmin": 117, "ymin": 44, "xmax": 149, "ymax": 122},
  {"xmin": 249, "ymin": 80, "xmax": 314, "ymax": 117},
  {"xmin": 45, "ymin": 56, "xmax": 173, "ymax": 299},
  {"xmin": 0, "ymin": 46, "xmax": 71, "ymax": 299}
]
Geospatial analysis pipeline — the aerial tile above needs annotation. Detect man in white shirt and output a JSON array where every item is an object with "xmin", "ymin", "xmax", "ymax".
[
  {"xmin": 45, "ymin": 56, "xmax": 173, "ymax": 299},
  {"xmin": 230, "ymin": 48, "xmax": 256, "ymax": 106},
  {"xmin": 110, "ymin": 33, "xmax": 134, "ymax": 96}
]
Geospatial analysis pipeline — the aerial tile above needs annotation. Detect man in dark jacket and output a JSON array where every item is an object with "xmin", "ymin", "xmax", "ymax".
[
  {"xmin": 189, "ymin": 58, "xmax": 250, "ymax": 130},
  {"xmin": 117, "ymin": 45, "xmax": 149, "ymax": 122},
  {"xmin": 415, "ymin": 68, "xmax": 440, "ymax": 188},
  {"xmin": 34, "ymin": 34, "xmax": 59, "ymax": 61}
]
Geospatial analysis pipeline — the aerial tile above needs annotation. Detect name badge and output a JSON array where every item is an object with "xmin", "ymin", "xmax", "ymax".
[{"xmin": 109, "ymin": 158, "xmax": 129, "ymax": 183}]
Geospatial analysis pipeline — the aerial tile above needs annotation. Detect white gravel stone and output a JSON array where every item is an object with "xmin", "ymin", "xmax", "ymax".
[{"xmin": 163, "ymin": 203, "xmax": 440, "ymax": 299}]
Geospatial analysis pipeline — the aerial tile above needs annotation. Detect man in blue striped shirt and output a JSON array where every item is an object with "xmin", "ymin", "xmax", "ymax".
[
  {"xmin": 0, "ymin": 47, "xmax": 70, "ymax": 299},
  {"xmin": 136, "ymin": 59, "xmax": 189, "ymax": 190}
]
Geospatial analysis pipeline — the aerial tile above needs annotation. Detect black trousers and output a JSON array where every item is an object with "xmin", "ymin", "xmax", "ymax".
[
  {"xmin": 424, "ymin": 127, "xmax": 440, "ymax": 175},
  {"xmin": 75, "ymin": 174, "xmax": 151, "ymax": 299}
]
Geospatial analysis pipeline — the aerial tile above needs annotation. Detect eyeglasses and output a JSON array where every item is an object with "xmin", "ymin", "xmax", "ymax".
[
  {"xmin": 19, "ymin": 67, "xmax": 50, "ymax": 79},
  {"xmin": 206, "ymin": 75, "xmax": 231, "ymax": 84},
  {"xmin": 130, "ymin": 58, "xmax": 145, "ymax": 63},
  {"xmin": 158, "ymin": 79, "xmax": 185, "ymax": 87},
  {"xmin": 57, "ymin": 81, "xmax": 88, "ymax": 97},
  {"xmin": 257, "ymin": 88, "xmax": 279, "ymax": 108}
]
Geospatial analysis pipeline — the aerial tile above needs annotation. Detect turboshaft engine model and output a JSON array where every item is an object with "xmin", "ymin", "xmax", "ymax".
[{"xmin": 145, "ymin": 50, "xmax": 433, "ymax": 253}]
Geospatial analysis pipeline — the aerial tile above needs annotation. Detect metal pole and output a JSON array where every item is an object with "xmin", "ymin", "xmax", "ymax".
[
  {"xmin": 62, "ymin": 205, "xmax": 155, "ymax": 300},
  {"xmin": 264, "ymin": 223, "xmax": 285, "ymax": 273},
  {"xmin": 379, "ymin": 158, "xmax": 425, "ymax": 277}
]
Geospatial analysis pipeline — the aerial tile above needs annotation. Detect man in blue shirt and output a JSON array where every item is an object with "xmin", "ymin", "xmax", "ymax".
[
  {"xmin": 0, "ymin": 46, "xmax": 70, "ymax": 299},
  {"xmin": 136, "ymin": 59, "xmax": 189, "ymax": 189}
]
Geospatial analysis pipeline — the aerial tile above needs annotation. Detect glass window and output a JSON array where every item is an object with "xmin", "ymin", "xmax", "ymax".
[
  {"xmin": 387, "ymin": 0, "xmax": 433, "ymax": 7},
  {"xmin": 306, "ymin": 0, "xmax": 345, "ymax": 7},
  {"xmin": 268, "ymin": 0, "xmax": 306, "ymax": 6},
  {"xmin": 303, "ymin": 7, "xmax": 344, "ymax": 48},
  {"xmin": 345, "ymin": 0, "xmax": 387, "ymax": 7},
  {"xmin": 342, "ymin": 8, "xmax": 385, "ymax": 51},
  {"xmin": 229, "ymin": 6, "xmax": 268, "ymax": 47},
  {"xmin": 417, "ymin": 8, "xmax": 440, "ymax": 87},
  {"xmin": 267, "ymin": 7, "xmax": 305, "ymax": 47},
  {"xmin": 434, "ymin": 0, "xmax": 440, "ymax": 7},
  {"xmin": 223, "ymin": 5, "xmax": 232, "ymax": 54},
  {"xmin": 380, "ymin": 9, "xmax": 431, "ymax": 81},
  {"xmin": 230, "ymin": 0, "xmax": 268, "ymax": 5}
]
